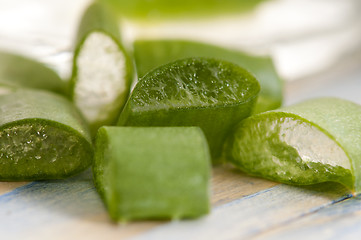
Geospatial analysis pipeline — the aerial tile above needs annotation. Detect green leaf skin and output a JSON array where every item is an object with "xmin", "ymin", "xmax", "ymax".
[
  {"xmin": 133, "ymin": 39, "xmax": 282, "ymax": 114},
  {"xmin": 118, "ymin": 57, "xmax": 260, "ymax": 162},
  {"xmin": 100, "ymin": 0, "xmax": 267, "ymax": 20},
  {"xmin": 69, "ymin": 2, "xmax": 133, "ymax": 135},
  {"xmin": 93, "ymin": 126, "xmax": 211, "ymax": 222},
  {"xmin": 72, "ymin": 2, "xmax": 121, "ymax": 48},
  {"xmin": 0, "ymin": 89, "xmax": 93, "ymax": 180},
  {"xmin": 0, "ymin": 51, "xmax": 67, "ymax": 95},
  {"xmin": 224, "ymin": 97, "xmax": 361, "ymax": 194}
]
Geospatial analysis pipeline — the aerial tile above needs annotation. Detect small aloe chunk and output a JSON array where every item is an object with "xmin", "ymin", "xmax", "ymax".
[
  {"xmin": 118, "ymin": 57, "xmax": 260, "ymax": 162},
  {"xmin": 133, "ymin": 39, "xmax": 282, "ymax": 113},
  {"xmin": 93, "ymin": 126, "xmax": 211, "ymax": 221},
  {"xmin": 70, "ymin": 2, "xmax": 133, "ymax": 134},
  {"xmin": 0, "ymin": 51, "xmax": 67, "ymax": 95},
  {"xmin": 224, "ymin": 97, "xmax": 361, "ymax": 194},
  {"xmin": 0, "ymin": 89, "xmax": 93, "ymax": 180}
]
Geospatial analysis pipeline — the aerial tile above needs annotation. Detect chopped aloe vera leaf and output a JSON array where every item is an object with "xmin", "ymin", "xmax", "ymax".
[
  {"xmin": 93, "ymin": 126, "xmax": 211, "ymax": 221},
  {"xmin": 0, "ymin": 89, "xmax": 93, "ymax": 180},
  {"xmin": 224, "ymin": 97, "xmax": 361, "ymax": 193},
  {"xmin": 70, "ymin": 2, "xmax": 133, "ymax": 134},
  {"xmin": 118, "ymin": 57, "xmax": 260, "ymax": 162},
  {"xmin": 100, "ymin": 0, "xmax": 267, "ymax": 20},
  {"xmin": 0, "ymin": 51, "xmax": 67, "ymax": 95},
  {"xmin": 133, "ymin": 39, "xmax": 282, "ymax": 113}
]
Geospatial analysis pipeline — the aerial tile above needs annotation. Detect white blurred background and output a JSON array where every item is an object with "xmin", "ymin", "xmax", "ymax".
[{"xmin": 0, "ymin": 0, "xmax": 360, "ymax": 103}]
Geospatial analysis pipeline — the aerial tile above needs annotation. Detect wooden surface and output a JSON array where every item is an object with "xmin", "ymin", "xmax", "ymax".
[{"xmin": 0, "ymin": 164, "xmax": 355, "ymax": 240}]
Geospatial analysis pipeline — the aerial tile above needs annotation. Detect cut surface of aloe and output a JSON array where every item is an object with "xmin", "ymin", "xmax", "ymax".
[
  {"xmin": 100, "ymin": 0, "xmax": 267, "ymax": 20},
  {"xmin": 0, "ymin": 89, "xmax": 93, "ymax": 180},
  {"xmin": 133, "ymin": 39, "xmax": 282, "ymax": 113},
  {"xmin": 70, "ymin": 2, "xmax": 133, "ymax": 134},
  {"xmin": 93, "ymin": 126, "xmax": 211, "ymax": 221},
  {"xmin": 118, "ymin": 57, "xmax": 260, "ymax": 162},
  {"xmin": 0, "ymin": 51, "xmax": 67, "ymax": 95},
  {"xmin": 224, "ymin": 97, "xmax": 361, "ymax": 193}
]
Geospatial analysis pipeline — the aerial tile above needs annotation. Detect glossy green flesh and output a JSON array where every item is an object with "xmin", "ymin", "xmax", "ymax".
[
  {"xmin": 0, "ymin": 122, "xmax": 92, "ymax": 180},
  {"xmin": 226, "ymin": 113, "xmax": 353, "ymax": 189},
  {"xmin": 93, "ymin": 127, "xmax": 211, "ymax": 221},
  {"xmin": 0, "ymin": 51, "xmax": 66, "ymax": 95},
  {"xmin": 119, "ymin": 58, "xmax": 260, "ymax": 161},
  {"xmin": 0, "ymin": 89, "xmax": 93, "ymax": 180},
  {"xmin": 133, "ymin": 40, "xmax": 282, "ymax": 113},
  {"xmin": 101, "ymin": 0, "xmax": 267, "ymax": 20},
  {"xmin": 133, "ymin": 58, "xmax": 257, "ymax": 109}
]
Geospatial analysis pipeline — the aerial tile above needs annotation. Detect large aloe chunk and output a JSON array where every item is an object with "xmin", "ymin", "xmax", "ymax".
[
  {"xmin": 118, "ymin": 57, "xmax": 260, "ymax": 162},
  {"xmin": 225, "ymin": 97, "xmax": 361, "ymax": 194},
  {"xmin": 93, "ymin": 126, "xmax": 211, "ymax": 221},
  {"xmin": 0, "ymin": 89, "xmax": 93, "ymax": 180}
]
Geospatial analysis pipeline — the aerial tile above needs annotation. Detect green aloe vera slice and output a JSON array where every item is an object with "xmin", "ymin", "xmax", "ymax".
[
  {"xmin": 118, "ymin": 57, "xmax": 260, "ymax": 162},
  {"xmin": 133, "ymin": 39, "xmax": 282, "ymax": 113},
  {"xmin": 224, "ymin": 97, "xmax": 361, "ymax": 194},
  {"xmin": 93, "ymin": 126, "xmax": 211, "ymax": 221},
  {"xmin": 69, "ymin": 2, "xmax": 133, "ymax": 134},
  {"xmin": 0, "ymin": 89, "xmax": 93, "ymax": 180},
  {"xmin": 0, "ymin": 51, "xmax": 67, "ymax": 95},
  {"xmin": 100, "ymin": 0, "xmax": 267, "ymax": 20}
]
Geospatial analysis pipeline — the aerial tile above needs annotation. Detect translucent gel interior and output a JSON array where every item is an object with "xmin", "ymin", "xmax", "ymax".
[
  {"xmin": 75, "ymin": 32, "xmax": 127, "ymax": 123},
  {"xmin": 0, "ymin": 123, "xmax": 88, "ymax": 179},
  {"xmin": 277, "ymin": 117, "xmax": 350, "ymax": 170},
  {"xmin": 132, "ymin": 59, "xmax": 255, "ymax": 110}
]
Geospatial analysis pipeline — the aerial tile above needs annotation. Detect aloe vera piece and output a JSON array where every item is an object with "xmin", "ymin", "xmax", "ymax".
[
  {"xmin": 0, "ymin": 89, "xmax": 93, "ymax": 180},
  {"xmin": 118, "ymin": 57, "xmax": 260, "ymax": 162},
  {"xmin": 93, "ymin": 126, "xmax": 211, "ymax": 221},
  {"xmin": 224, "ymin": 97, "xmax": 361, "ymax": 194},
  {"xmin": 0, "ymin": 51, "xmax": 67, "ymax": 95},
  {"xmin": 100, "ymin": 0, "xmax": 267, "ymax": 20},
  {"xmin": 69, "ymin": 2, "xmax": 133, "ymax": 134},
  {"xmin": 133, "ymin": 39, "xmax": 282, "ymax": 113}
]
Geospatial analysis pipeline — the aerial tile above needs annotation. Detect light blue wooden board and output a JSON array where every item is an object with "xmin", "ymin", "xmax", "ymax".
[
  {"xmin": 0, "ymin": 173, "xmax": 351, "ymax": 240},
  {"xmin": 254, "ymin": 196, "xmax": 361, "ymax": 240},
  {"xmin": 132, "ymin": 184, "xmax": 350, "ymax": 240},
  {"xmin": 0, "ymin": 171, "xmax": 106, "ymax": 239}
]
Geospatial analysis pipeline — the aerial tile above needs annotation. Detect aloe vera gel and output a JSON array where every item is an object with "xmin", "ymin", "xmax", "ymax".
[
  {"xmin": 0, "ymin": 89, "xmax": 93, "ymax": 180},
  {"xmin": 93, "ymin": 127, "xmax": 211, "ymax": 221},
  {"xmin": 225, "ymin": 98, "xmax": 361, "ymax": 193}
]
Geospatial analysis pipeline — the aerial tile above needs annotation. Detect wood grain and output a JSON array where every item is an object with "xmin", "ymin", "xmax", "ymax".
[
  {"xmin": 253, "ymin": 192, "xmax": 360, "ymax": 240},
  {"xmin": 132, "ymin": 183, "xmax": 351, "ymax": 240},
  {"xmin": 0, "ymin": 182, "xmax": 28, "ymax": 195},
  {"xmin": 211, "ymin": 164, "xmax": 278, "ymax": 206},
  {"xmin": 0, "ymin": 166, "xmax": 353, "ymax": 240}
]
